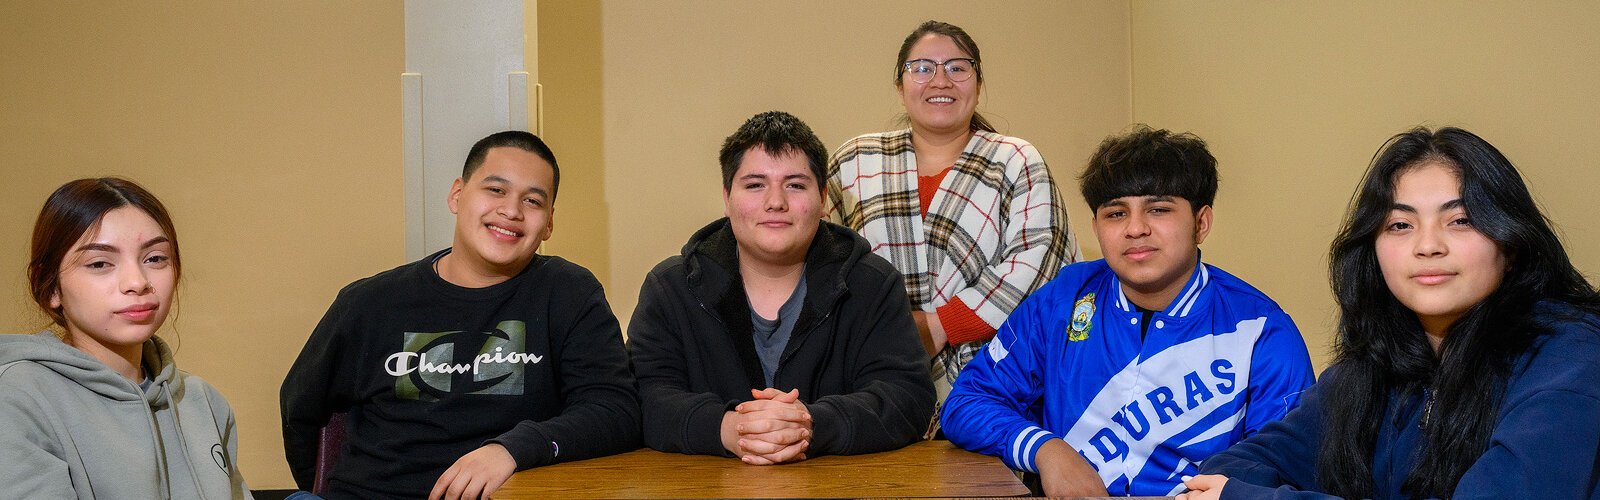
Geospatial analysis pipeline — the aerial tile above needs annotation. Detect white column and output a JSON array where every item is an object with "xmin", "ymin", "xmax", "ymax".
[{"xmin": 402, "ymin": 0, "xmax": 536, "ymax": 259}]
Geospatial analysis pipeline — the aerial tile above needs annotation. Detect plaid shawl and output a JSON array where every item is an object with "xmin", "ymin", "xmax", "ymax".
[{"xmin": 827, "ymin": 129, "xmax": 1081, "ymax": 408}]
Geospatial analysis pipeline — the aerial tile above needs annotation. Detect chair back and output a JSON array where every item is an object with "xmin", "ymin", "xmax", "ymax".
[{"xmin": 313, "ymin": 412, "xmax": 347, "ymax": 494}]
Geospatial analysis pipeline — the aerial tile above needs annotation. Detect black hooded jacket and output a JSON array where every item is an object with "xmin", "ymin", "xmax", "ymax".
[{"xmin": 628, "ymin": 218, "xmax": 935, "ymax": 457}]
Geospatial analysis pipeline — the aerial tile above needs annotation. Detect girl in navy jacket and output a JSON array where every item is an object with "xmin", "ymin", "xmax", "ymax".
[{"xmin": 1180, "ymin": 127, "xmax": 1600, "ymax": 499}]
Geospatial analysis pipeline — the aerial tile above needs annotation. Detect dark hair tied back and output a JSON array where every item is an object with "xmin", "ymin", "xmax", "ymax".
[
  {"xmin": 895, "ymin": 20, "xmax": 996, "ymax": 133},
  {"xmin": 29, "ymin": 178, "xmax": 181, "ymax": 329}
]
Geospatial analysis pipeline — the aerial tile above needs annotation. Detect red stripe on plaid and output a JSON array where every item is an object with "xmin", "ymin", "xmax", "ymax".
[
  {"xmin": 934, "ymin": 185, "xmax": 1000, "ymax": 310},
  {"xmin": 956, "ymin": 134, "xmax": 1046, "ymax": 311},
  {"xmin": 976, "ymin": 134, "xmax": 1035, "ymax": 163}
]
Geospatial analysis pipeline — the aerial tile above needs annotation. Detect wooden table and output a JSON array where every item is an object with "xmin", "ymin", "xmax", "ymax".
[{"xmin": 496, "ymin": 440, "xmax": 1030, "ymax": 498}]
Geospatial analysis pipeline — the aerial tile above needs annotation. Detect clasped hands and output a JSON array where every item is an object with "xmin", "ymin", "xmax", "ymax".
[{"xmin": 721, "ymin": 387, "xmax": 812, "ymax": 465}]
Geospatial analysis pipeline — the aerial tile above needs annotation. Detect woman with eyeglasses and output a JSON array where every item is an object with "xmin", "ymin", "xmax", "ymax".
[
  {"xmin": 825, "ymin": 20, "xmax": 1079, "ymax": 430},
  {"xmin": 0, "ymin": 178, "xmax": 251, "ymax": 499}
]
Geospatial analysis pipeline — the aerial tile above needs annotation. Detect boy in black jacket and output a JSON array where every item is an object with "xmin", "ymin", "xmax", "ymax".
[
  {"xmin": 628, "ymin": 111, "xmax": 935, "ymax": 465},
  {"xmin": 281, "ymin": 131, "xmax": 640, "ymax": 499}
]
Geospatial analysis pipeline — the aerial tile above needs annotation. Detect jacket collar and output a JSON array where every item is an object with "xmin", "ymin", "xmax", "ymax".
[
  {"xmin": 682, "ymin": 218, "xmax": 861, "ymax": 310},
  {"xmin": 1112, "ymin": 255, "xmax": 1211, "ymax": 318},
  {"xmin": 681, "ymin": 218, "xmax": 865, "ymax": 387}
]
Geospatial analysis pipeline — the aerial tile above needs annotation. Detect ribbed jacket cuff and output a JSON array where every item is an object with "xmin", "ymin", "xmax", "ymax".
[
  {"xmin": 939, "ymin": 297, "xmax": 997, "ymax": 346},
  {"xmin": 1006, "ymin": 425, "xmax": 1057, "ymax": 473}
]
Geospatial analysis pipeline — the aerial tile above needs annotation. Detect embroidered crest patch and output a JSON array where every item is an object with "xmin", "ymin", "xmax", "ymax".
[{"xmin": 1069, "ymin": 293, "xmax": 1095, "ymax": 341}]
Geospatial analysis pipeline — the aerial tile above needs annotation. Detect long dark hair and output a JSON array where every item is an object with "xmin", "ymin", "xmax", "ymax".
[
  {"xmin": 1320, "ymin": 127, "xmax": 1600, "ymax": 498},
  {"xmin": 29, "ymin": 178, "xmax": 181, "ymax": 329},
  {"xmin": 893, "ymin": 20, "xmax": 996, "ymax": 133}
]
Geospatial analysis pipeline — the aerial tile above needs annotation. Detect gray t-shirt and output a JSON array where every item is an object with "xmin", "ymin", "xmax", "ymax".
[{"xmin": 750, "ymin": 273, "xmax": 807, "ymax": 387}]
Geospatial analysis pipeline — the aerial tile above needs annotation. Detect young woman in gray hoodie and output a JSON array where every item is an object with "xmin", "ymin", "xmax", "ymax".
[{"xmin": 0, "ymin": 177, "xmax": 251, "ymax": 499}]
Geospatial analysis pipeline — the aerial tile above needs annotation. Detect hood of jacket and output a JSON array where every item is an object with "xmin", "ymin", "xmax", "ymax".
[
  {"xmin": 679, "ymin": 218, "xmax": 872, "ymax": 385},
  {"xmin": 0, "ymin": 331, "xmax": 181, "ymax": 406},
  {"xmin": 680, "ymin": 217, "xmax": 869, "ymax": 310}
]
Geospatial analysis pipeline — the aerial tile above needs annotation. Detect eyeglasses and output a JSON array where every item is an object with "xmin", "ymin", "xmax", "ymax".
[{"xmin": 901, "ymin": 58, "xmax": 978, "ymax": 84}]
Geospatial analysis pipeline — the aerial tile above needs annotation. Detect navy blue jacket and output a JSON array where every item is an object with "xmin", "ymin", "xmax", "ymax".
[{"xmin": 1202, "ymin": 301, "xmax": 1600, "ymax": 499}]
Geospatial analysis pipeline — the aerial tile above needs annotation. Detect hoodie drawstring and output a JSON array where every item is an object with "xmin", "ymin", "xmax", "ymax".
[
  {"xmin": 140, "ymin": 380, "xmax": 173, "ymax": 500},
  {"xmin": 163, "ymin": 380, "xmax": 210, "ymax": 500}
]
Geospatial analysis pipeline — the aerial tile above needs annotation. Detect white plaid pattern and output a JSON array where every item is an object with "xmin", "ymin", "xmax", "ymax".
[{"xmin": 827, "ymin": 129, "xmax": 1081, "ymax": 422}]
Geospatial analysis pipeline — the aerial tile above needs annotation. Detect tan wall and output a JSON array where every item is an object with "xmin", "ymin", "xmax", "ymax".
[
  {"xmin": 8, "ymin": 0, "xmax": 1598, "ymax": 492},
  {"xmin": 538, "ymin": 0, "xmax": 611, "ymax": 285},
  {"xmin": 1130, "ymin": 2, "xmax": 1600, "ymax": 370},
  {"xmin": 597, "ymin": 1, "xmax": 1134, "ymax": 330},
  {"xmin": 0, "ymin": 1, "xmax": 404, "ymax": 489}
]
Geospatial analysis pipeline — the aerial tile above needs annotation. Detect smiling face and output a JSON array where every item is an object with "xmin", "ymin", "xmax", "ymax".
[
  {"xmin": 446, "ymin": 146, "xmax": 556, "ymax": 284},
  {"xmin": 1092, "ymin": 195, "xmax": 1212, "ymax": 310},
  {"xmin": 1376, "ymin": 161, "xmax": 1507, "ymax": 337},
  {"xmin": 898, "ymin": 33, "xmax": 981, "ymax": 136},
  {"xmin": 51, "ymin": 206, "xmax": 176, "ymax": 357},
  {"xmin": 724, "ymin": 146, "xmax": 823, "ymax": 267}
]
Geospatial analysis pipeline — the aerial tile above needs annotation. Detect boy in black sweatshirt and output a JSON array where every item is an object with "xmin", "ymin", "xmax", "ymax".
[{"xmin": 282, "ymin": 131, "xmax": 640, "ymax": 499}]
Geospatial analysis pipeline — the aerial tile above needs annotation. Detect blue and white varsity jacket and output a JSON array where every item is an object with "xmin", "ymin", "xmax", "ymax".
[{"xmin": 941, "ymin": 259, "xmax": 1314, "ymax": 496}]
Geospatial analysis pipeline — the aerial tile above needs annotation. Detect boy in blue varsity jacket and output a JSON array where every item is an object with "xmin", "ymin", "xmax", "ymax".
[{"xmin": 941, "ymin": 125, "xmax": 1314, "ymax": 497}]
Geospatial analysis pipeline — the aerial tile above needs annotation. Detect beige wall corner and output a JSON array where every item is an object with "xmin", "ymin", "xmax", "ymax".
[
  {"xmin": 0, "ymin": 2, "xmax": 405, "ymax": 489},
  {"xmin": 595, "ymin": 1, "xmax": 1133, "ymax": 331},
  {"xmin": 1130, "ymin": 1, "xmax": 1600, "ymax": 370},
  {"xmin": 537, "ymin": 0, "xmax": 612, "ymax": 288}
]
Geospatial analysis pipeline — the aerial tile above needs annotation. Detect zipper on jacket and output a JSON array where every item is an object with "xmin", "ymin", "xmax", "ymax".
[
  {"xmin": 700, "ymin": 277, "xmax": 845, "ymax": 384},
  {"xmin": 775, "ymin": 309, "xmax": 836, "ymax": 378},
  {"xmin": 697, "ymin": 301, "xmax": 728, "ymax": 329}
]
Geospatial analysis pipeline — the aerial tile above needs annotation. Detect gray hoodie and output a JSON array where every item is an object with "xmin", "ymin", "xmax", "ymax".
[{"xmin": 0, "ymin": 332, "xmax": 251, "ymax": 499}]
